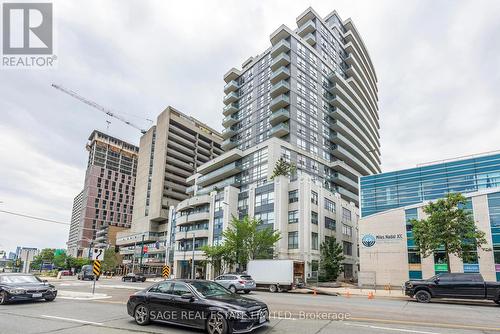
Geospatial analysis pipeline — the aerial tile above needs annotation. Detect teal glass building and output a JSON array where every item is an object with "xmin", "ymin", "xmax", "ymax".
[{"xmin": 360, "ymin": 153, "xmax": 500, "ymax": 217}]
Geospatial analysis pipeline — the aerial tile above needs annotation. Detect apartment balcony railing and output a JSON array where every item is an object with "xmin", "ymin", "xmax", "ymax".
[
  {"xmin": 270, "ymin": 80, "xmax": 290, "ymax": 98},
  {"xmin": 270, "ymin": 39, "xmax": 291, "ymax": 58},
  {"xmin": 269, "ymin": 108, "xmax": 290, "ymax": 126},
  {"xmin": 270, "ymin": 122, "xmax": 290, "ymax": 138},
  {"xmin": 270, "ymin": 66, "xmax": 290, "ymax": 84},
  {"xmin": 270, "ymin": 53, "xmax": 291, "ymax": 71},
  {"xmin": 223, "ymin": 91, "xmax": 239, "ymax": 105},
  {"xmin": 269, "ymin": 94, "xmax": 290, "ymax": 111},
  {"xmin": 223, "ymin": 103, "xmax": 238, "ymax": 116},
  {"xmin": 223, "ymin": 80, "xmax": 239, "ymax": 94},
  {"xmin": 297, "ymin": 19, "xmax": 316, "ymax": 37},
  {"xmin": 222, "ymin": 114, "xmax": 238, "ymax": 127},
  {"xmin": 221, "ymin": 138, "xmax": 238, "ymax": 151},
  {"xmin": 304, "ymin": 32, "xmax": 316, "ymax": 46}
]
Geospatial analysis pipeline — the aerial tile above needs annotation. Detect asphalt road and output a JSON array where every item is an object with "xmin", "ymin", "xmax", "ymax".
[{"xmin": 0, "ymin": 277, "xmax": 499, "ymax": 334}]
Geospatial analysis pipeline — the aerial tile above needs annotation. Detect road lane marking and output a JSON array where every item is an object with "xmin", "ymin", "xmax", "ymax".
[
  {"xmin": 41, "ymin": 315, "xmax": 104, "ymax": 326},
  {"xmin": 349, "ymin": 317, "xmax": 500, "ymax": 332},
  {"xmin": 345, "ymin": 323, "xmax": 442, "ymax": 334}
]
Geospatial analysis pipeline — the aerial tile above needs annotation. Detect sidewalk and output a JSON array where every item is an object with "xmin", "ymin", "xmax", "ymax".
[{"xmin": 292, "ymin": 286, "xmax": 406, "ymax": 299}]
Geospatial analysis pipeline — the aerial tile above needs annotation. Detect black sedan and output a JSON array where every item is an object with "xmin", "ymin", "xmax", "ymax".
[
  {"xmin": 122, "ymin": 273, "xmax": 146, "ymax": 282},
  {"xmin": 0, "ymin": 273, "xmax": 57, "ymax": 305},
  {"xmin": 127, "ymin": 279, "xmax": 269, "ymax": 334}
]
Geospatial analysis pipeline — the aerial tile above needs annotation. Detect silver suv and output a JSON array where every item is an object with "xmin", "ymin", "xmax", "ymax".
[{"xmin": 214, "ymin": 274, "xmax": 256, "ymax": 294}]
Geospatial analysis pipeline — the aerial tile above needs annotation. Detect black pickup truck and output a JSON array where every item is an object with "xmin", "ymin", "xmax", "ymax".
[{"xmin": 405, "ymin": 273, "xmax": 500, "ymax": 304}]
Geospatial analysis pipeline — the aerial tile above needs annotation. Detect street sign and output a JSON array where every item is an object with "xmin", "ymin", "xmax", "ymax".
[
  {"xmin": 162, "ymin": 265, "xmax": 170, "ymax": 278},
  {"xmin": 92, "ymin": 260, "xmax": 101, "ymax": 276},
  {"xmin": 91, "ymin": 248, "xmax": 104, "ymax": 260}
]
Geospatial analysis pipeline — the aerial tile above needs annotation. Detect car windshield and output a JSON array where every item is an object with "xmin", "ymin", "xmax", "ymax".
[
  {"xmin": 190, "ymin": 281, "xmax": 232, "ymax": 297},
  {"xmin": 0, "ymin": 275, "xmax": 41, "ymax": 284}
]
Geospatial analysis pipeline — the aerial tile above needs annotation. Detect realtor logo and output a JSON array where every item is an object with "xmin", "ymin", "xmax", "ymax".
[{"xmin": 2, "ymin": 3, "xmax": 53, "ymax": 54}]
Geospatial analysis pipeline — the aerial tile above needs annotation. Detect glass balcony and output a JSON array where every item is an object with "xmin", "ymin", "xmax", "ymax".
[
  {"xmin": 270, "ymin": 66, "xmax": 290, "ymax": 84},
  {"xmin": 270, "ymin": 53, "xmax": 291, "ymax": 71},
  {"xmin": 221, "ymin": 138, "xmax": 238, "ymax": 150},
  {"xmin": 270, "ymin": 122, "xmax": 290, "ymax": 138},
  {"xmin": 221, "ymin": 127, "xmax": 236, "ymax": 139},
  {"xmin": 223, "ymin": 102, "xmax": 238, "ymax": 116},
  {"xmin": 304, "ymin": 32, "xmax": 316, "ymax": 46},
  {"xmin": 269, "ymin": 108, "xmax": 290, "ymax": 126},
  {"xmin": 223, "ymin": 91, "xmax": 239, "ymax": 105},
  {"xmin": 297, "ymin": 20, "xmax": 316, "ymax": 37},
  {"xmin": 222, "ymin": 115, "xmax": 238, "ymax": 127},
  {"xmin": 223, "ymin": 80, "xmax": 239, "ymax": 94},
  {"xmin": 270, "ymin": 80, "xmax": 290, "ymax": 98},
  {"xmin": 197, "ymin": 161, "xmax": 242, "ymax": 186},
  {"xmin": 269, "ymin": 94, "xmax": 290, "ymax": 111},
  {"xmin": 270, "ymin": 39, "xmax": 291, "ymax": 58}
]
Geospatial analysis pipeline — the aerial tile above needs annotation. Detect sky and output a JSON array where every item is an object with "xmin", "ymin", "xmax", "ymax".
[{"xmin": 1, "ymin": 0, "xmax": 500, "ymax": 254}]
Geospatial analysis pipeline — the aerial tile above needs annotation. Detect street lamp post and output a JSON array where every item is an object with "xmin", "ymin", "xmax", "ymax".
[{"xmin": 191, "ymin": 232, "xmax": 195, "ymax": 279}]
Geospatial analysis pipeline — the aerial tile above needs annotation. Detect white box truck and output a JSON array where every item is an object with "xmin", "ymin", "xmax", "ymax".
[{"xmin": 247, "ymin": 259, "xmax": 305, "ymax": 292}]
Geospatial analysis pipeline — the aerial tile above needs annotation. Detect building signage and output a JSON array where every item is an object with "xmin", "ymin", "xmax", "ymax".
[
  {"xmin": 361, "ymin": 233, "xmax": 403, "ymax": 247},
  {"xmin": 463, "ymin": 264, "xmax": 479, "ymax": 273},
  {"xmin": 434, "ymin": 264, "xmax": 448, "ymax": 272}
]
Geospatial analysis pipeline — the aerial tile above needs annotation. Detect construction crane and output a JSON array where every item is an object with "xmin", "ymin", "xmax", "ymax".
[{"xmin": 52, "ymin": 83, "xmax": 149, "ymax": 134}]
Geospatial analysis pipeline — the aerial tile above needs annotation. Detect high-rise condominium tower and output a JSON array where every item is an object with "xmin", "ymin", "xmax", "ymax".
[{"xmin": 222, "ymin": 7, "xmax": 380, "ymax": 204}]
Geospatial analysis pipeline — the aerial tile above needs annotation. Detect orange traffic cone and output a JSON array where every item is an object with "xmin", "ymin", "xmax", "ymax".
[
  {"xmin": 368, "ymin": 292, "xmax": 375, "ymax": 299},
  {"xmin": 313, "ymin": 288, "xmax": 317, "ymax": 296},
  {"xmin": 345, "ymin": 290, "xmax": 351, "ymax": 298}
]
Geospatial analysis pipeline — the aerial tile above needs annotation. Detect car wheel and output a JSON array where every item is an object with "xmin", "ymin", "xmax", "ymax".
[
  {"xmin": 269, "ymin": 284, "xmax": 277, "ymax": 293},
  {"xmin": 206, "ymin": 312, "xmax": 228, "ymax": 334},
  {"xmin": 494, "ymin": 299, "xmax": 500, "ymax": 305},
  {"xmin": 132, "ymin": 278, "xmax": 137, "ymax": 282},
  {"xmin": 415, "ymin": 290, "xmax": 431, "ymax": 303},
  {"xmin": 122, "ymin": 277, "xmax": 125, "ymax": 282},
  {"xmin": 228, "ymin": 285, "xmax": 237, "ymax": 294},
  {"xmin": 45, "ymin": 296, "xmax": 56, "ymax": 302},
  {"xmin": 134, "ymin": 304, "xmax": 150, "ymax": 325},
  {"xmin": 244, "ymin": 290, "xmax": 250, "ymax": 294},
  {"xmin": 0, "ymin": 291, "xmax": 8, "ymax": 305}
]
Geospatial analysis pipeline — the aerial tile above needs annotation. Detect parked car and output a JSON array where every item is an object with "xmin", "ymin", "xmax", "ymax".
[
  {"xmin": 214, "ymin": 274, "xmax": 256, "ymax": 294},
  {"xmin": 59, "ymin": 270, "xmax": 73, "ymax": 276},
  {"xmin": 122, "ymin": 273, "xmax": 146, "ymax": 282},
  {"xmin": 77, "ymin": 265, "xmax": 98, "ymax": 281},
  {"xmin": 127, "ymin": 279, "xmax": 269, "ymax": 334},
  {"xmin": 405, "ymin": 273, "xmax": 500, "ymax": 304},
  {"xmin": 0, "ymin": 273, "xmax": 57, "ymax": 305}
]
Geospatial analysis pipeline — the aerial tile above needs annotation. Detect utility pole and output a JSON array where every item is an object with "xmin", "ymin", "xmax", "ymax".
[
  {"xmin": 131, "ymin": 240, "xmax": 137, "ymax": 273},
  {"xmin": 191, "ymin": 233, "xmax": 195, "ymax": 279},
  {"xmin": 138, "ymin": 234, "xmax": 145, "ymax": 273}
]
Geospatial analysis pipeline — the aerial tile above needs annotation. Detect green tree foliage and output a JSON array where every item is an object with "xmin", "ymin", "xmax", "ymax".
[
  {"xmin": 270, "ymin": 157, "xmax": 296, "ymax": 180},
  {"xmin": 101, "ymin": 249, "xmax": 121, "ymax": 273},
  {"xmin": 202, "ymin": 216, "xmax": 281, "ymax": 273},
  {"xmin": 320, "ymin": 238, "xmax": 345, "ymax": 281},
  {"xmin": 410, "ymin": 193, "xmax": 490, "ymax": 273},
  {"xmin": 201, "ymin": 244, "xmax": 233, "ymax": 278}
]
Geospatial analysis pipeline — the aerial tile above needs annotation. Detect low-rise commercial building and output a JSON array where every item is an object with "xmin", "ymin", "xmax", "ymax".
[
  {"xmin": 359, "ymin": 152, "xmax": 500, "ymax": 286},
  {"xmin": 171, "ymin": 137, "xmax": 359, "ymax": 280}
]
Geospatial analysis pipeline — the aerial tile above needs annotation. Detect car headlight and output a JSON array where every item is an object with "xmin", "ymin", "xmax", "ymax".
[
  {"xmin": 48, "ymin": 288, "xmax": 57, "ymax": 292},
  {"xmin": 8, "ymin": 288, "xmax": 26, "ymax": 295}
]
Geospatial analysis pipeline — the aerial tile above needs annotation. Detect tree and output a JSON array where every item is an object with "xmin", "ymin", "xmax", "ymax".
[
  {"xmin": 270, "ymin": 158, "xmax": 296, "ymax": 180},
  {"xmin": 31, "ymin": 248, "xmax": 56, "ymax": 270},
  {"xmin": 201, "ymin": 244, "xmax": 233, "ymax": 278},
  {"xmin": 202, "ymin": 216, "xmax": 281, "ymax": 273},
  {"xmin": 223, "ymin": 215, "xmax": 281, "ymax": 271},
  {"xmin": 53, "ymin": 252, "xmax": 68, "ymax": 269},
  {"xmin": 101, "ymin": 249, "xmax": 121, "ymax": 273},
  {"xmin": 320, "ymin": 238, "xmax": 345, "ymax": 281},
  {"xmin": 409, "ymin": 193, "xmax": 490, "ymax": 273}
]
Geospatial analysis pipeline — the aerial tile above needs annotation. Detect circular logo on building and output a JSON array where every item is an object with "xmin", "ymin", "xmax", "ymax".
[{"xmin": 362, "ymin": 234, "xmax": 376, "ymax": 247}]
